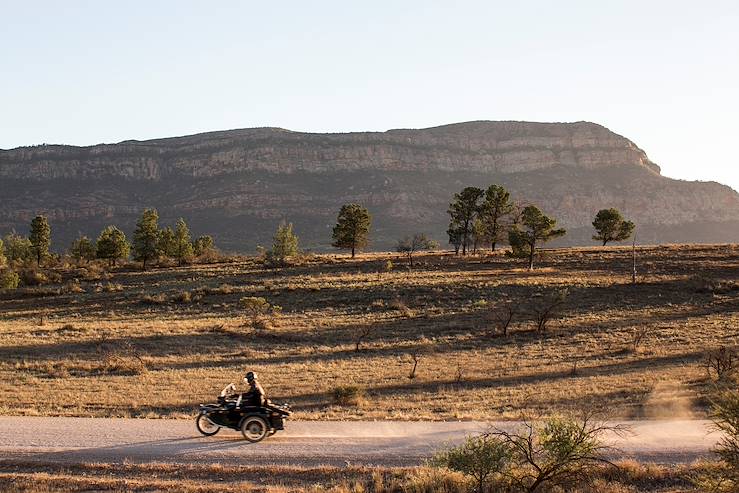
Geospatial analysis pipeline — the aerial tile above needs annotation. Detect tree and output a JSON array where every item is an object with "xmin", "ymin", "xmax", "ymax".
[
  {"xmin": 69, "ymin": 235, "xmax": 96, "ymax": 263},
  {"xmin": 592, "ymin": 208, "xmax": 635, "ymax": 246},
  {"xmin": 132, "ymin": 208, "xmax": 160, "ymax": 270},
  {"xmin": 157, "ymin": 226, "xmax": 176, "ymax": 257},
  {"xmin": 508, "ymin": 206, "xmax": 566, "ymax": 270},
  {"xmin": 29, "ymin": 215, "xmax": 51, "ymax": 266},
  {"xmin": 471, "ymin": 217, "xmax": 487, "ymax": 254},
  {"xmin": 447, "ymin": 222, "xmax": 465, "ymax": 255},
  {"xmin": 0, "ymin": 239, "xmax": 5, "ymax": 268},
  {"xmin": 2, "ymin": 233, "xmax": 33, "ymax": 263},
  {"xmin": 396, "ymin": 233, "xmax": 438, "ymax": 268},
  {"xmin": 268, "ymin": 221, "xmax": 299, "ymax": 264},
  {"xmin": 173, "ymin": 218, "xmax": 194, "ymax": 266},
  {"xmin": 430, "ymin": 435, "xmax": 512, "ymax": 493},
  {"xmin": 193, "ymin": 235, "xmax": 215, "ymax": 257},
  {"xmin": 447, "ymin": 187, "xmax": 485, "ymax": 255},
  {"xmin": 96, "ymin": 226, "xmax": 130, "ymax": 266},
  {"xmin": 331, "ymin": 204, "xmax": 371, "ymax": 258},
  {"xmin": 488, "ymin": 415, "xmax": 624, "ymax": 492},
  {"xmin": 481, "ymin": 184, "xmax": 514, "ymax": 251}
]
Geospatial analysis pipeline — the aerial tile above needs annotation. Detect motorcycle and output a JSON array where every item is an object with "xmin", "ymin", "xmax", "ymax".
[{"xmin": 196, "ymin": 383, "xmax": 292, "ymax": 442}]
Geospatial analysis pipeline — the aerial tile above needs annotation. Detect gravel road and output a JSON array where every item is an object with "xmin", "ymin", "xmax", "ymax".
[{"xmin": 0, "ymin": 417, "xmax": 718, "ymax": 467}]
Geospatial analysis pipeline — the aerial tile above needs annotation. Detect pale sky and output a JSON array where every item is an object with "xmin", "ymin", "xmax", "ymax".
[{"xmin": 1, "ymin": 1, "xmax": 738, "ymax": 191}]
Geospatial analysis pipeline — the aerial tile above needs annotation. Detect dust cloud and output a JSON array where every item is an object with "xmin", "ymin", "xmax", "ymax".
[{"xmin": 641, "ymin": 379, "xmax": 695, "ymax": 419}]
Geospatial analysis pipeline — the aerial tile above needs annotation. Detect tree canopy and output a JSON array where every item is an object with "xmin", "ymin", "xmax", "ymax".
[
  {"xmin": 508, "ymin": 205, "xmax": 566, "ymax": 269},
  {"xmin": 29, "ymin": 215, "xmax": 51, "ymax": 266},
  {"xmin": 132, "ymin": 208, "xmax": 160, "ymax": 270},
  {"xmin": 592, "ymin": 208, "xmax": 635, "ymax": 245},
  {"xmin": 96, "ymin": 226, "xmax": 130, "ymax": 266},
  {"xmin": 480, "ymin": 184, "xmax": 514, "ymax": 251},
  {"xmin": 331, "ymin": 204, "xmax": 371, "ymax": 258},
  {"xmin": 447, "ymin": 187, "xmax": 485, "ymax": 255},
  {"xmin": 69, "ymin": 235, "xmax": 96, "ymax": 263}
]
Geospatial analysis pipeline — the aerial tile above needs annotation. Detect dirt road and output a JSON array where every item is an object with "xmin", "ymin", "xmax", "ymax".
[{"xmin": 0, "ymin": 417, "xmax": 718, "ymax": 467}]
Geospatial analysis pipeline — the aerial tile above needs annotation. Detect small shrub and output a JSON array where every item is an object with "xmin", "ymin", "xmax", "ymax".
[
  {"xmin": 389, "ymin": 297, "xmax": 414, "ymax": 317},
  {"xmin": 173, "ymin": 290, "xmax": 192, "ymax": 304},
  {"xmin": 141, "ymin": 293, "xmax": 167, "ymax": 305},
  {"xmin": 630, "ymin": 327, "xmax": 649, "ymax": 353},
  {"xmin": 692, "ymin": 275, "xmax": 739, "ymax": 294},
  {"xmin": 64, "ymin": 280, "xmax": 85, "ymax": 294},
  {"xmin": 103, "ymin": 282, "xmax": 124, "ymax": 292},
  {"xmin": 696, "ymin": 389, "xmax": 739, "ymax": 492},
  {"xmin": 102, "ymin": 353, "xmax": 147, "ymax": 375},
  {"xmin": 19, "ymin": 268, "xmax": 48, "ymax": 286},
  {"xmin": 530, "ymin": 288, "xmax": 568, "ymax": 333},
  {"xmin": 430, "ymin": 435, "xmax": 512, "ymax": 493},
  {"xmin": 332, "ymin": 385, "xmax": 365, "ymax": 406},
  {"xmin": 240, "ymin": 296, "xmax": 281, "ymax": 330},
  {"xmin": 706, "ymin": 346, "xmax": 738, "ymax": 383},
  {"xmin": 0, "ymin": 270, "xmax": 20, "ymax": 290}
]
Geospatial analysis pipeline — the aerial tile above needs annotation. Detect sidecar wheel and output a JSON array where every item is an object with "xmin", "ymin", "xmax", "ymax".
[
  {"xmin": 240, "ymin": 416, "xmax": 269, "ymax": 442},
  {"xmin": 196, "ymin": 414, "xmax": 221, "ymax": 436}
]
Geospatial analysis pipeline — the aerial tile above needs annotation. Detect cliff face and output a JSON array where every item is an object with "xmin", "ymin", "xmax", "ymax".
[{"xmin": 1, "ymin": 121, "xmax": 737, "ymax": 251}]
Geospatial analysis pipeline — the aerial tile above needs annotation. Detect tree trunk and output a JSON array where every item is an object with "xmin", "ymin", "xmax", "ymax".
[
  {"xmin": 142, "ymin": 257, "xmax": 147, "ymax": 271},
  {"xmin": 603, "ymin": 239, "xmax": 608, "ymax": 246},
  {"xmin": 491, "ymin": 240, "xmax": 496, "ymax": 252},
  {"xmin": 351, "ymin": 246, "xmax": 355, "ymax": 258},
  {"xmin": 528, "ymin": 242, "xmax": 535, "ymax": 270}
]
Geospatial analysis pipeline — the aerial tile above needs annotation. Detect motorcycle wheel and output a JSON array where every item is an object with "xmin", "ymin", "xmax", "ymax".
[
  {"xmin": 196, "ymin": 414, "xmax": 221, "ymax": 436},
  {"xmin": 240, "ymin": 416, "xmax": 269, "ymax": 442}
]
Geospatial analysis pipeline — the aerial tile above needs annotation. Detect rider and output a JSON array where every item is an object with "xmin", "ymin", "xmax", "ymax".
[{"xmin": 241, "ymin": 371, "xmax": 266, "ymax": 407}]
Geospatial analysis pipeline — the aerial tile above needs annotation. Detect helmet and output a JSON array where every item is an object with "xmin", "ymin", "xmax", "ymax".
[{"xmin": 245, "ymin": 371, "xmax": 257, "ymax": 383}]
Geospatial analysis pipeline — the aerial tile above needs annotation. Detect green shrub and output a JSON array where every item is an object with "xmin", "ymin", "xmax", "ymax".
[
  {"xmin": 0, "ymin": 270, "xmax": 20, "ymax": 290},
  {"xmin": 430, "ymin": 435, "xmax": 511, "ymax": 493}
]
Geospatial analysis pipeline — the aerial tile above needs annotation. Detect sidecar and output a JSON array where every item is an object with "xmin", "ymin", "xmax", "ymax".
[{"xmin": 196, "ymin": 384, "xmax": 292, "ymax": 442}]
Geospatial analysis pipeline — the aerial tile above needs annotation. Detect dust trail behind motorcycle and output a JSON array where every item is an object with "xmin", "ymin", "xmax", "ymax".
[{"xmin": 0, "ymin": 417, "xmax": 719, "ymax": 467}]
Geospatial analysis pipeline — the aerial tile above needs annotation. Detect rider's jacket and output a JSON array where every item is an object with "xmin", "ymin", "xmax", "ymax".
[{"xmin": 241, "ymin": 381, "xmax": 266, "ymax": 407}]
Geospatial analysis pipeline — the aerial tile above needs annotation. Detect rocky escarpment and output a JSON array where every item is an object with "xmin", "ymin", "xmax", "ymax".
[{"xmin": 1, "ymin": 121, "xmax": 737, "ymax": 251}]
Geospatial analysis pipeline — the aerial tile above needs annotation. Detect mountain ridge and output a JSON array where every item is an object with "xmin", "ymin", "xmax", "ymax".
[{"xmin": 1, "ymin": 121, "xmax": 737, "ymax": 251}]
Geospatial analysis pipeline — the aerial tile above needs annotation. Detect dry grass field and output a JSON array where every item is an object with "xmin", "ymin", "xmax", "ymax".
[
  {"xmin": 0, "ymin": 460, "xmax": 716, "ymax": 492},
  {"xmin": 1, "ymin": 244, "xmax": 737, "ymax": 420}
]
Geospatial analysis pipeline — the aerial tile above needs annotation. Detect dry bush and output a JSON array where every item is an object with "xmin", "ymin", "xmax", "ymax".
[
  {"xmin": 389, "ymin": 297, "xmax": 414, "ymax": 317},
  {"xmin": 705, "ymin": 346, "xmax": 738, "ymax": 383},
  {"xmin": 64, "ymin": 280, "xmax": 85, "ymax": 294},
  {"xmin": 692, "ymin": 275, "xmax": 739, "ymax": 294},
  {"xmin": 332, "ymin": 385, "xmax": 365, "ymax": 406},
  {"xmin": 102, "ymin": 282, "xmax": 123, "ymax": 292},
  {"xmin": 173, "ymin": 290, "xmax": 192, "ymax": 304},
  {"xmin": 630, "ymin": 327, "xmax": 649, "ymax": 353},
  {"xmin": 240, "ymin": 296, "xmax": 281, "ymax": 330},
  {"xmin": 530, "ymin": 288, "xmax": 568, "ymax": 333},
  {"xmin": 140, "ymin": 293, "xmax": 167, "ymax": 305},
  {"xmin": 487, "ymin": 301, "xmax": 516, "ymax": 336},
  {"xmin": 19, "ymin": 268, "xmax": 48, "ymax": 286},
  {"xmin": 354, "ymin": 326, "xmax": 373, "ymax": 352},
  {"xmin": 102, "ymin": 354, "xmax": 147, "ymax": 376}
]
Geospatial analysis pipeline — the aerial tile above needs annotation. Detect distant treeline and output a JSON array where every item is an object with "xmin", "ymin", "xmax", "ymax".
[{"xmin": 0, "ymin": 184, "xmax": 635, "ymax": 289}]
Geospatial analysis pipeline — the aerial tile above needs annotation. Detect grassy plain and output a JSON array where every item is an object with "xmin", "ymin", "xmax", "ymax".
[
  {"xmin": 0, "ymin": 460, "xmax": 715, "ymax": 492},
  {"xmin": 0, "ymin": 244, "xmax": 737, "ymax": 420}
]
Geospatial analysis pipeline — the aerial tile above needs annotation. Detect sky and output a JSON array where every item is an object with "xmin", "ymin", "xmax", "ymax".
[{"xmin": 1, "ymin": 1, "xmax": 738, "ymax": 190}]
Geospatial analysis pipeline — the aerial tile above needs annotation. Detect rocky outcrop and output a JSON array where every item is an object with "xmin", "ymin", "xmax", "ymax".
[{"xmin": 1, "ymin": 121, "xmax": 737, "ymax": 251}]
